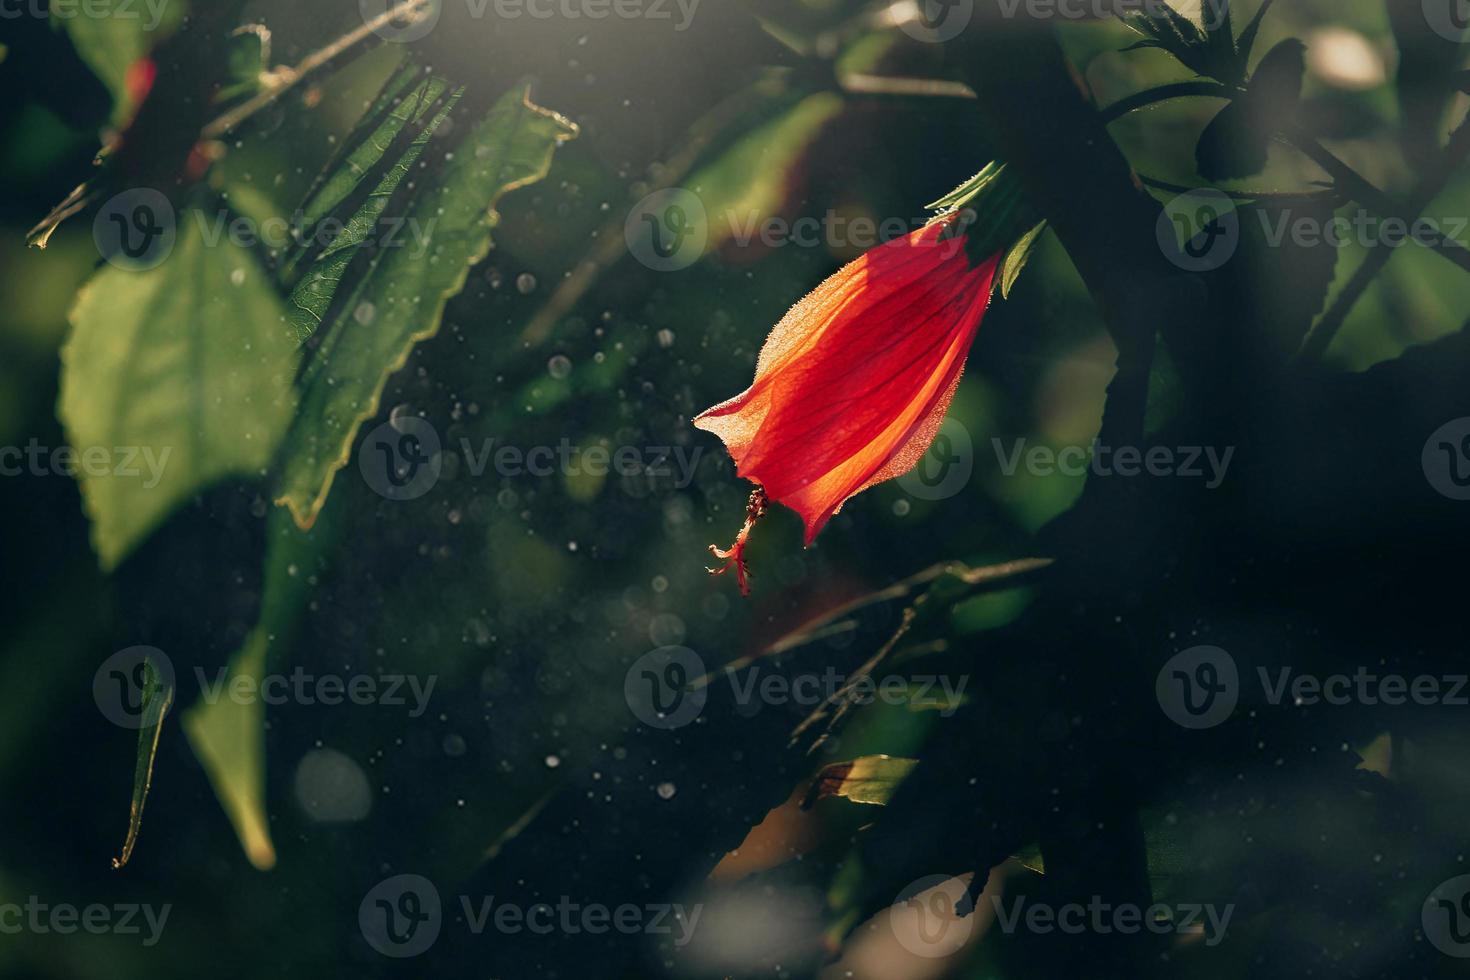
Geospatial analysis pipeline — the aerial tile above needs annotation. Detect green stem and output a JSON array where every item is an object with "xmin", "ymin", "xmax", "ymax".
[
  {"xmin": 1138, "ymin": 174, "xmax": 1338, "ymax": 202},
  {"xmin": 201, "ymin": 0, "xmax": 431, "ymax": 140},
  {"xmin": 1283, "ymin": 128, "xmax": 1470, "ymax": 275},
  {"xmin": 1098, "ymin": 81, "xmax": 1233, "ymax": 123},
  {"xmin": 1299, "ymin": 115, "xmax": 1470, "ymax": 360}
]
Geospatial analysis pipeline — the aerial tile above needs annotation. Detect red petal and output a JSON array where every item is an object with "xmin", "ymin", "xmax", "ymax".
[{"xmin": 695, "ymin": 215, "xmax": 999, "ymax": 543}]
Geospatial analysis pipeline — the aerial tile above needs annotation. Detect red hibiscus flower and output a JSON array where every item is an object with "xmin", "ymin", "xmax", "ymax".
[{"xmin": 695, "ymin": 209, "xmax": 1004, "ymax": 595}]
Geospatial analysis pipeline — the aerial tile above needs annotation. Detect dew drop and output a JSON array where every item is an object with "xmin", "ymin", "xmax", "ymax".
[{"xmin": 293, "ymin": 748, "xmax": 372, "ymax": 823}]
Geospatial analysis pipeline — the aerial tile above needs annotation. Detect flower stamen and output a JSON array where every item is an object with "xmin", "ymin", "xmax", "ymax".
[{"xmin": 707, "ymin": 487, "xmax": 769, "ymax": 597}]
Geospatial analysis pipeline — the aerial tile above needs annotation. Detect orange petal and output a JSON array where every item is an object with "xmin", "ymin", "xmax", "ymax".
[{"xmin": 695, "ymin": 215, "xmax": 999, "ymax": 543}]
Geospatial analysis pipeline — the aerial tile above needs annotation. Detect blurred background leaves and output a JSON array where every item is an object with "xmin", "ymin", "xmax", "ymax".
[{"xmin": 1, "ymin": 1, "xmax": 1470, "ymax": 979}]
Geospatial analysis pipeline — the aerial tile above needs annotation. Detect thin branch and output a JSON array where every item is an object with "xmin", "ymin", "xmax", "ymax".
[
  {"xmin": 201, "ymin": 0, "xmax": 431, "ymax": 140},
  {"xmin": 1282, "ymin": 126, "xmax": 1399, "ymax": 213},
  {"xmin": 1095, "ymin": 81, "xmax": 1470, "ymax": 275},
  {"xmin": 1138, "ymin": 174, "xmax": 1338, "ymax": 201},
  {"xmin": 1299, "ymin": 113, "xmax": 1470, "ymax": 361},
  {"xmin": 841, "ymin": 77, "xmax": 1237, "ymax": 119},
  {"xmin": 1280, "ymin": 125, "xmax": 1470, "ymax": 273},
  {"xmin": 778, "ymin": 557, "xmax": 1053, "ymax": 754},
  {"xmin": 838, "ymin": 73, "xmax": 976, "ymax": 100},
  {"xmin": 1098, "ymin": 80, "xmax": 1232, "ymax": 123},
  {"xmin": 1105, "ymin": 92, "xmax": 1470, "ymax": 272}
]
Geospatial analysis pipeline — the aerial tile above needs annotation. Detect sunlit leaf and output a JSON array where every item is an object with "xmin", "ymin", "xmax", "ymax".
[
  {"xmin": 286, "ymin": 60, "xmax": 425, "ymax": 244},
  {"xmin": 1000, "ymin": 220, "xmax": 1048, "ymax": 300},
  {"xmin": 926, "ymin": 160, "xmax": 1008, "ymax": 213},
  {"xmin": 285, "ymin": 75, "xmax": 462, "ymax": 341},
  {"xmin": 688, "ymin": 91, "xmax": 844, "ymax": 255},
  {"xmin": 803, "ymin": 756, "xmax": 918, "ymax": 808},
  {"xmin": 182, "ymin": 633, "xmax": 274, "ymax": 869},
  {"xmin": 182, "ymin": 504, "xmax": 341, "ymax": 870},
  {"xmin": 275, "ymin": 85, "xmax": 578, "ymax": 529},
  {"xmin": 60, "ymin": 204, "xmax": 300, "ymax": 569}
]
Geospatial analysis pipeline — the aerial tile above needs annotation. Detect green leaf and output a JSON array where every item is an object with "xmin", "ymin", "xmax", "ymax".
[
  {"xmin": 287, "ymin": 60, "xmax": 426, "ymax": 249},
  {"xmin": 1236, "ymin": 0, "xmax": 1278, "ymax": 67},
  {"xmin": 687, "ymin": 91, "xmax": 844, "ymax": 253},
  {"xmin": 923, "ymin": 163, "xmax": 1041, "ymax": 267},
  {"xmin": 926, "ymin": 160, "xmax": 1007, "ymax": 213},
  {"xmin": 112, "ymin": 655, "xmax": 173, "ymax": 869},
  {"xmin": 1196, "ymin": 38, "xmax": 1305, "ymax": 179},
  {"xmin": 1121, "ymin": 11, "xmax": 1166, "ymax": 45},
  {"xmin": 1122, "ymin": 0, "xmax": 1240, "ymax": 82},
  {"xmin": 1203, "ymin": 0, "xmax": 1234, "ymax": 40},
  {"xmin": 803, "ymin": 756, "xmax": 919, "ymax": 808},
  {"xmin": 182, "ymin": 504, "xmax": 342, "ymax": 869},
  {"xmin": 1248, "ymin": 36, "xmax": 1307, "ymax": 100},
  {"xmin": 1156, "ymin": 0, "xmax": 1206, "ymax": 48},
  {"xmin": 275, "ymin": 86, "xmax": 578, "ymax": 529},
  {"xmin": 1201, "ymin": 0, "xmax": 1235, "ymax": 70},
  {"xmin": 52, "ymin": 0, "xmax": 184, "ymax": 124},
  {"xmin": 1120, "ymin": 38, "xmax": 1170, "ymax": 55},
  {"xmin": 182, "ymin": 633, "xmax": 274, "ymax": 869},
  {"xmin": 1000, "ymin": 220, "xmax": 1047, "ymax": 299},
  {"xmin": 61, "ymin": 203, "xmax": 301, "ymax": 570},
  {"xmin": 1123, "ymin": 1, "xmax": 1203, "ymax": 58},
  {"xmin": 285, "ymin": 75, "xmax": 462, "ymax": 341}
]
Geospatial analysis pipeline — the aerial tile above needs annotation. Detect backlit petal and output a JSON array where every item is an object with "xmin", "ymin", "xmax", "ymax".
[{"xmin": 695, "ymin": 214, "xmax": 999, "ymax": 543}]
